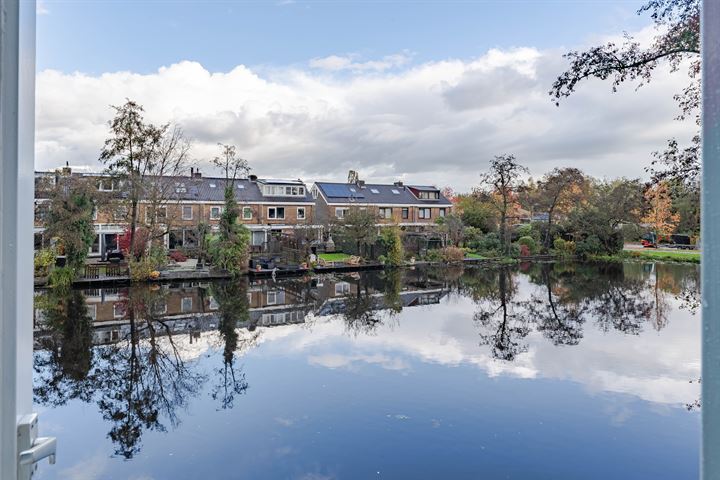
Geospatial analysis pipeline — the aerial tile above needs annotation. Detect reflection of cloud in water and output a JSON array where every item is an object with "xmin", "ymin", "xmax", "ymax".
[{"xmin": 234, "ymin": 292, "xmax": 699, "ymax": 406}]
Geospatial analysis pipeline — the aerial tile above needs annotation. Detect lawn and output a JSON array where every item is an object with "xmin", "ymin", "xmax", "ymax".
[
  {"xmin": 318, "ymin": 252, "xmax": 352, "ymax": 262},
  {"xmin": 625, "ymin": 249, "xmax": 700, "ymax": 263},
  {"xmin": 465, "ymin": 252, "xmax": 487, "ymax": 260}
]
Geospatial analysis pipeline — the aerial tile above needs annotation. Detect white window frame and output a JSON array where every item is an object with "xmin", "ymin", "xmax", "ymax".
[
  {"xmin": 181, "ymin": 297, "xmax": 193, "ymax": 313},
  {"xmin": 418, "ymin": 208, "xmax": 431, "ymax": 219},
  {"xmin": 335, "ymin": 207, "xmax": 349, "ymax": 219},
  {"xmin": 439, "ymin": 208, "xmax": 446, "ymax": 217},
  {"xmin": 297, "ymin": 207, "xmax": 306, "ymax": 220},
  {"xmin": 210, "ymin": 206, "xmax": 223, "ymax": 220},
  {"xmin": 268, "ymin": 207, "xmax": 285, "ymax": 220},
  {"xmin": 113, "ymin": 303, "xmax": 125, "ymax": 319},
  {"xmin": 182, "ymin": 205, "xmax": 193, "ymax": 220},
  {"xmin": 379, "ymin": 207, "xmax": 393, "ymax": 219},
  {"xmin": 335, "ymin": 282, "xmax": 351, "ymax": 295}
]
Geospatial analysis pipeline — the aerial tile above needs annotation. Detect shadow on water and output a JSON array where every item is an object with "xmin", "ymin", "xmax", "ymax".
[{"xmin": 32, "ymin": 261, "xmax": 700, "ymax": 460}]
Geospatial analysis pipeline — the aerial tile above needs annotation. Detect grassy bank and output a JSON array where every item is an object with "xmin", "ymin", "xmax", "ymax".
[{"xmin": 592, "ymin": 250, "xmax": 700, "ymax": 264}]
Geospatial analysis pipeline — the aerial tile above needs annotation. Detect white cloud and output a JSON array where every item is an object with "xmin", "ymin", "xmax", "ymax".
[{"xmin": 35, "ymin": 39, "xmax": 696, "ymax": 192}]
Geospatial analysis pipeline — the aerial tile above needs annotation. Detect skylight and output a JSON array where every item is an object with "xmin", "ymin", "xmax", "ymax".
[
  {"xmin": 370, "ymin": 188, "xmax": 379, "ymax": 194},
  {"xmin": 349, "ymin": 187, "xmax": 356, "ymax": 192},
  {"xmin": 209, "ymin": 183, "xmax": 216, "ymax": 188},
  {"xmin": 237, "ymin": 184, "xmax": 244, "ymax": 189},
  {"xmin": 391, "ymin": 189, "xmax": 400, "ymax": 194}
]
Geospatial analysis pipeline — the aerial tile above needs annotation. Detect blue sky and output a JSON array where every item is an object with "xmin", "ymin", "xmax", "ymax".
[
  {"xmin": 38, "ymin": 0, "xmax": 649, "ymax": 74},
  {"xmin": 35, "ymin": 0, "xmax": 694, "ymax": 190}
]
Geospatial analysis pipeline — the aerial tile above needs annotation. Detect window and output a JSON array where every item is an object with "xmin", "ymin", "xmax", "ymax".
[
  {"xmin": 379, "ymin": 207, "xmax": 393, "ymax": 219},
  {"xmin": 418, "ymin": 191, "xmax": 440, "ymax": 200},
  {"xmin": 175, "ymin": 182, "xmax": 187, "ymax": 194},
  {"xmin": 262, "ymin": 185, "xmax": 305, "ymax": 197},
  {"xmin": 391, "ymin": 189, "xmax": 400, "ymax": 195},
  {"xmin": 237, "ymin": 184, "xmax": 245, "ymax": 189},
  {"xmin": 184, "ymin": 229, "xmax": 198, "ymax": 247},
  {"xmin": 402, "ymin": 208, "xmax": 409, "ymax": 219},
  {"xmin": 113, "ymin": 303, "xmax": 125, "ymax": 319},
  {"xmin": 268, "ymin": 207, "xmax": 285, "ymax": 219},
  {"xmin": 335, "ymin": 207, "xmax": 349, "ymax": 219},
  {"xmin": 243, "ymin": 207, "xmax": 253, "ymax": 220},
  {"xmin": 86, "ymin": 305, "xmax": 97, "ymax": 321},
  {"xmin": 97, "ymin": 179, "xmax": 117, "ymax": 191},
  {"xmin": 182, "ymin": 205, "xmax": 193, "ymax": 220},
  {"xmin": 209, "ymin": 183, "xmax": 217, "ymax": 188},
  {"xmin": 335, "ymin": 282, "xmax": 351, "ymax": 296},
  {"xmin": 210, "ymin": 206, "xmax": 222, "ymax": 220},
  {"xmin": 113, "ymin": 205, "xmax": 128, "ymax": 221},
  {"xmin": 92, "ymin": 206, "xmax": 98, "ymax": 221},
  {"xmin": 370, "ymin": 188, "xmax": 380, "ymax": 194},
  {"xmin": 439, "ymin": 208, "xmax": 446, "ymax": 217},
  {"xmin": 419, "ymin": 208, "xmax": 432, "ymax": 219},
  {"xmin": 181, "ymin": 297, "xmax": 193, "ymax": 313},
  {"xmin": 267, "ymin": 291, "xmax": 278, "ymax": 305},
  {"xmin": 34, "ymin": 203, "xmax": 49, "ymax": 222},
  {"xmin": 146, "ymin": 206, "xmax": 166, "ymax": 222},
  {"xmin": 297, "ymin": 207, "xmax": 306, "ymax": 220}
]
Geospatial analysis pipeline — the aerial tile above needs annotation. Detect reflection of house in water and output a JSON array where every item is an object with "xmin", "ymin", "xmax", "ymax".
[{"xmin": 33, "ymin": 272, "xmax": 451, "ymax": 348}]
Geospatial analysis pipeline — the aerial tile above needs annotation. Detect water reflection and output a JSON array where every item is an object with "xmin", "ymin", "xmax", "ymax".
[{"xmin": 33, "ymin": 261, "xmax": 700, "ymax": 469}]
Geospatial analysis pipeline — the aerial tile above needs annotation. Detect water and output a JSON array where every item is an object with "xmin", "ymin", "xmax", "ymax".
[{"xmin": 32, "ymin": 261, "xmax": 700, "ymax": 479}]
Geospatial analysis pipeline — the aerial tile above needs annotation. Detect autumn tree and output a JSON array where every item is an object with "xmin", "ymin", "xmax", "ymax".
[
  {"xmin": 477, "ymin": 155, "xmax": 528, "ymax": 255},
  {"xmin": 642, "ymin": 181, "xmax": 680, "ymax": 238},
  {"xmin": 334, "ymin": 208, "xmax": 379, "ymax": 258},
  {"xmin": 100, "ymin": 100, "xmax": 165, "ymax": 260},
  {"xmin": 551, "ymin": 0, "xmax": 700, "ymax": 185},
  {"xmin": 535, "ymin": 168, "xmax": 587, "ymax": 252}
]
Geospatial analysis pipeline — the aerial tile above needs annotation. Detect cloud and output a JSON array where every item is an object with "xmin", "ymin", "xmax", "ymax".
[
  {"xmin": 35, "ymin": 39, "xmax": 696, "ymax": 191},
  {"xmin": 37, "ymin": 0, "xmax": 50, "ymax": 15},
  {"xmin": 309, "ymin": 52, "xmax": 412, "ymax": 72}
]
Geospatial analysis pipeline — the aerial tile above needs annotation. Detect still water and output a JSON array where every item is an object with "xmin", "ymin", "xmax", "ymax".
[{"xmin": 33, "ymin": 261, "xmax": 700, "ymax": 479}]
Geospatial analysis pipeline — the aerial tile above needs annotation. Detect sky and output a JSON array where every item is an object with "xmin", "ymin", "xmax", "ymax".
[{"xmin": 34, "ymin": 0, "xmax": 697, "ymax": 192}]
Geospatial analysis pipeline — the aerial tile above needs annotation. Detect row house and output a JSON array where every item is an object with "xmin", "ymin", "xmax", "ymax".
[
  {"xmin": 311, "ymin": 180, "xmax": 453, "ymax": 227},
  {"xmin": 34, "ymin": 169, "xmax": 316, "ymax": 256}
]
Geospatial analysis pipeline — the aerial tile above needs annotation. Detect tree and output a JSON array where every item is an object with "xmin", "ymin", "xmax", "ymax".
[
  {"xmin": 455, "ymin": 194, "xmax": 496, "ymax": 233},
  {"xmin": 642, "ymin": 180, "xmax": 680, "ymax": 237},
  {"xmin": 551, "ymin": 0, "xmax": 700, "ymax": 185},
  {"xmin": 43, "ymin": 175, "xmax": 97, "ymax": 275},
  {"xmin": 205, "ymin": 144, "xmax": 251, "ymax": 275},
  {"xmin": 535, "ymin": 168, "xmax": 587, "ymax": 251},
  {"xmin": 334, "ymin": 208, "xmax": 379, "ymax": 258},
  {"xmin": 477, "ymin": 155, "xmax": 528, "ymax": 255},
  {"xmin": 380, "ymin": 226, "xmax": 404, "ymax": 266},
  {"xmin": 435, "ymin": 213, "xmax": 465, "ymax": 247},
  {"xmin": 100, "ymin": 100, "xmax": 165, "ymax": 261}
]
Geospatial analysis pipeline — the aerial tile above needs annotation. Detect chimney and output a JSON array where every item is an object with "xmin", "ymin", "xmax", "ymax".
[
  {"xmin": 61, "ymin": 161, "xmax": 71, "ymax": 175},
  {"xmin": 249, "ymin": 174, "xmax": 258, "ymax": 182},
  {"xmin": 357, "ymin": 180, "xmax": 366, "ymax": 187},
  {"xmin": 192, "ymin": 169, "xmax": 202, "ymax": 178},
  {"xmin": 190, "ymin": 167, "xmax": 194, "ymax": 177},
  {"xmin": 394, "ymin": 181, "xmax": 404, "ymax": 187}
]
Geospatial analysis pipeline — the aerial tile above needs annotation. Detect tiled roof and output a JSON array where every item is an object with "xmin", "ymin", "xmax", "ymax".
[{"xmin": 314, "ymin": 182, "xmax": 452, "ymax": 206}]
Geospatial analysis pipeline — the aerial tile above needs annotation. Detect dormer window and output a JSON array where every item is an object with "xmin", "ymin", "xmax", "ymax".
[
  {"xmin": 262, "ymin": 184, "xmax": 306, "ymax": 197},
  {"xmin": 98, "ymin": 179, "xmax": 118, "ymax": 192},
  {"xmin": 417, "ymin": 191, "xmax": 440, "ymax": 200}
]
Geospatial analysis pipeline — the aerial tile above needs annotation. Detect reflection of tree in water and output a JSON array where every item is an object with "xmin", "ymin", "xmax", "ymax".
[
  {"xmin": 382, "ymin": 268, "xmax": 404, "ymax": 316},
  {"xmin": 34, "ymin": 286, "xmax": 207, "ymax": 459},
  {"xmin": 94, "ymin": 286, "xmax": 205, "ymax": 458},
  {"xmin": 525, "ymin": 263, "xmax": 586, "ymax": 346},
  {"xmin": 473, "ymin": 268, "xmax": 531, "ymax": 361},
  {"xmin": 34, "ymin": 289, "xmax": 96, "ymax": 405},
  {"xmin": 341, "ymin": 275, "xmax": 383, "ymax": 335},
  {"xmin": 210, "ymin": 280, "xmax": 253, "ymax": 410}
]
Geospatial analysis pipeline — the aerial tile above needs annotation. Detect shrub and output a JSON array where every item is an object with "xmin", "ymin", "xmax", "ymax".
[
  {"xmin": 380, "ymin": 227, "xmax": 404, "ymax": 266},
  {"xmin": 206, "ymin": 229, "xmax": 250, "ymax": 276},
  {"xmin": 517, "ymin": 236, "xmax": 537, "ymax": 254},
  {"xmin": 129, "ymin": 259, "xmax": 155, "ymax": 282},
  {"xmin": 575, "ymin": 235, "xmax": 604, "ymax": 258},
  {"xmin": 48, "ymin": 266, "xmax": 75, "ymax": 290},
  {"xmin": 34, "ymin": 248, "xmax": 57, "ymax": 276},
  {"xmin": 424, "ymin": 248, "xmax": 443, "ymax": 262},
  {"xmin": 516, "ymin": 224, "xmax": 535, "ymax": 239},
  {"xmin": 441, "ymin": 246, "xmax": 465, "ymax": 263},
  {"xmin": 474, "ymin": 232, "xmax": 501, "ymax": 256},
  {"xmin": 148, "ymin": 245, "xmax": 168, "ymax": 269},
  {"xmin": 169, "ymin": 250, "xmax": 188, "ymax": 262},
  {"xmin": 553, "ymin": 238, "xmax": 576, "ymax": 256},
  {"xmin": 519, "ymin": 244, "xmax": 531, "ymax": 257}
]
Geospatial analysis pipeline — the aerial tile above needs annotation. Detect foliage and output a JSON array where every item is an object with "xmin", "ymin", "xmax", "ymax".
[
  {"xmin": 148, "ymin": 245, "xmax": 168, "ymax": 269},
  {"xmin": 119, "ymin": 226, "xmax": 150, "ymax": 260},
  {"xmin": 642, "ymin": 181, "xmax": 680, "ymax": 237},
  {"xmin": 205, "ymin": 228, "xmax": 251, "ymax": 276},
  {"xmin": 44, "ymin": 176, "xmax": 97, "ymax": 272},
  {"xmin": 455, "ymin": 194, "xmax": 497, "ymax": 232},
  {"xmin": 169, "ymin": 250, "xmax": 188, "ymax": 262},
  {"xmin": 424, "ymin": 248, "xmax": 443, "ymax": 262},
  {"xmin": 472, "ymin": 232, "xmax": 502, "ymax": 256},
  {"xmin": 48, "ymin": 266, "xmax": 76, "ymax": 290},
  {"xmin": 380, "ymin": 226, "xmax": 405, "ymax": 266},
  {"xmin": 575, "ymin": 235, "xmax": 604, "ymax": 258},
  {"xmin": 551, "ymin": 0, "xmax": 700, "ymax": 185},
  {"xmin": 435, "ymin": 213, "xmax": 465, "ymax": 247},
  {"xmin": 35, "ymin": 247, "xmax": 57, "ymax": 276},
  {"xmin": 441, "ymin": 246, "xmax": 466, "ymax": 263},
  {"xmin": 128, "ymin": 259, "xmax": 156, "ymax": 282},
  {"xmin": 553, "ymin": 238, "xmax": 576, "ymax": 256},
  {"xmin": 517, "ymin": 236, "xmax": 537, "ymax": 254},
  {"xmin": 334, "ymin": 208, "xmax": 379, "ymax": 259},
  {"xmin": 477, "ymin": 154, "xmax": 528, "ymax": 255},
  {"xmin": 535, "ymin": 168, "xmax": 587, "ymax": 251},
  {"xmin": 519, "ymin": 244, "xmax": 531, "ymax": 257}
]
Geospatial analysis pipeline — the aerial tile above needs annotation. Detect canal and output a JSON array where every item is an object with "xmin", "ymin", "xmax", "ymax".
[{"xmin": 32, "ymin": 261, "xmax": 700, "ymax": 479}]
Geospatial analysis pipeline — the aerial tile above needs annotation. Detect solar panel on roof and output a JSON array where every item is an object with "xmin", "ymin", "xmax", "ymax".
[{"xmin": 322, "ymin": 184, "xmax": 365, "ymax": 198}]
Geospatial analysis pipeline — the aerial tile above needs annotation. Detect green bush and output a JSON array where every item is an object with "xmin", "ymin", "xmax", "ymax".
[
  {"xmin": 424, "ymin": 249, "xmax": 443, "ymax": 262},
  {"xmin": 206, "ymin": 229, "xmax": 250, "ymax": 276},
  {"xmin": 474, "ymin": 232, "xmax": 501, "ymax": 256},
  {"xmin": 575, "ymin": 235, "xmax": 604, "ymax": 257},
  {"xmin": 34, "ymin": 248, "xmax": 57, "ymax": 276},
  {"xmin": 48, "ymin": 266, "xmax": 75, "ymax": 290},
  {"xmin": 517, "ymin": 236, "xmax": 537, "ymax": 254},
  {"xmin": 380, "ymin": 227, "xmax": 404, "ymax": 266},
  {"xmin": 553, "ymin": 238, "xmax": 576, "ymax": 256}
]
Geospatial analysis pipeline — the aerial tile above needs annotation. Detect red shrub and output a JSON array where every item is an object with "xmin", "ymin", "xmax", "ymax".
[{"xmin": 169, "ymin": 250, "xmax": 188, "ymax": 262}]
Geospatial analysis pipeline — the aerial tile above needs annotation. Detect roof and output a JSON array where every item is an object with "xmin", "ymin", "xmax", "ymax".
[
  {"xmin": 34, "ymin": 172, "xmax": 314, "ymax": 204},
  {"xmin": 314, "ymin": 182, "xmax": 452, "ymax": 206}
]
